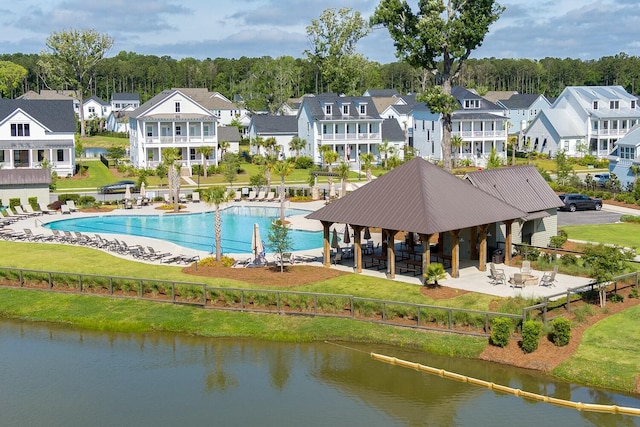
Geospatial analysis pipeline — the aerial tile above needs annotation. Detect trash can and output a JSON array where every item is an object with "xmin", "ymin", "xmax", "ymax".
[{"xmin": 492, "ymin": 249, "xmax": 504, "ymax": 264}]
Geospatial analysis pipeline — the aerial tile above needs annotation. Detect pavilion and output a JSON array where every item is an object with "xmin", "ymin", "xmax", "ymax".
[{"xmin": 306, "ymin": 157, "xmax": 527, "ymax": 280}]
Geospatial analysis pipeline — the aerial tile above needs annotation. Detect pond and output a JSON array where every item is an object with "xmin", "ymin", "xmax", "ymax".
[{"xmin": 1, "ymin": 319, "xmax": 638, "ymax": 426}]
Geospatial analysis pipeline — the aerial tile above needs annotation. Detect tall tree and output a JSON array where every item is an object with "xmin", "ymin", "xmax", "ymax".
[
  {"xmin": 162, "ymin": 147, "xmax": 182, "ymax": 212},
  {"xmin": 196, "ymin": 146, "xmax": 213, "ymax": 177},
  {"xmin": 372, "ymin": 0, "xmax": 504, "ymax": 172},
  {"xmin": 320, "ymin": 145, "xmax": 339, "ymax": 197},
  {"xmin": 37, "ymin": 29, "xmax": 114, "ymax": 137},
  {"xmin": 202, "ymin": 186, "xmax": 229, "ymax": 262},
  {"xmin": 336, "ymin": 161, "xmax": 351, "ymax": 197},
  {"xmin": 0, "ymin": 61, "xmax": 27, "ymax": 98},
  {"xmin": 271, "ymin": 160, "xmax": 294, "ymax": 222},
  {"xmin": 305, "ymin": 7, "xmax": 370, "ymax": 95}
]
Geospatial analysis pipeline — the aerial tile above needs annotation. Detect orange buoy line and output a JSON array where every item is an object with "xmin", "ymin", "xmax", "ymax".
[{"xmin": 370, "ymin": 353, "xmax": 640, "ymax": 417}]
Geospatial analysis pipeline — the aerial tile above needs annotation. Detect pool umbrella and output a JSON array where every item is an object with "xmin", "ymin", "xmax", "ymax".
[
  {"xmin": 124, "ymin": 184, "xmax": 132, "ymax": 200},
  {"xmin": 139, "ymin": 182, "xmax": 146, "ymax": 199},
  {"xmin": 251, "ymin": 223, "xmax": 264, "ymax": 261},
  {"xmin": 331, "ymin": 228, "xmax": 340, "ymax": 250},
  {"xmin": 343, "ymin": 224, "xmax": 351, "ymax": 245},
  {"xmin": 363, "ymin": 227, "xmax": 371, "ymax": 241}
]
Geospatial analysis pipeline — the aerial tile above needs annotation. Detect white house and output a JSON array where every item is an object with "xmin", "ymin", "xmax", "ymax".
[
  {"xmin": 248, "ymin": 115, "xmax": 299, "ymax": 159},
  {"xmin": 297, "ymin": 94, "xmax": 387, "ymax": 166},
  {"xmin": 175, "ymin": 88, "xmax": 251, "ymax": 136},
  {"xmin": 607, "ymin": 123, "xmax": 640, "ymax": 190},
  {"xmin": 0, "ymin": 99, "xmax": 76, "ymax": 176},
  {"xmin": 18, "ymin": 90, "xmax": 81, "ymax": 115},
  {"xmin": 410, "ymin": 105, "xmax": 442, "ymax": 160},
  {"xmin": 129, "ymin": 89, "xmax": 218, "ymax": 170},
  {"xmin": 111, "ymin": 93, "xmax": 140, "ymax": 112},
  {"xmin": 495, "ymin": 93, "xmax": 551, "ymax": 134},
  {"xmin": 524, "ymin": 86, "xmax": 640, "ymax": 158},
  {"xmin": 83, "ymin": 96, "xmax": 111, "ymax": 120}
]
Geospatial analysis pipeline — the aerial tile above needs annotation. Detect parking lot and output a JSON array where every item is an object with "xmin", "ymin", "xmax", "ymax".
[{"xmin": 557, "ymin": 208, "xmax": 623, "ymax": 226}]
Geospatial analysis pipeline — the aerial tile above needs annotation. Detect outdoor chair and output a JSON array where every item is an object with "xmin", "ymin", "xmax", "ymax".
[
  {"xmin": 264, "ymin": 191, "xmax": 275, "ymax": 202},
  {"xmin": 13, "ymin": 206, "xmax": 32, "ymax": 217},
  {"xmin": 66, "ymin": 200, "xmax": 79, "ymax": 212},
  {"xmin": 245, "ymin": 191, "xmax": 256, "ymax": 201},
  {"xmin": 511, "ymin": 273, "xmax": 526, "ymax": 289},
  {"xmin": 24, "ymin": 205, "xmax": 42, "ymax": 216},
  {"xmin": 38, "ymin": 203, "xmax": 56, "ymax": 214},
  {"xmin": 60, "ymin": 205, "xmax": 72, "ymax": 214},
  {"xmin": 489, "ymin": 262, "xmax": 506, "ymax": 286},
  {"xmin": 521, "ymin": 260, "xmax": 532, "ymax": 275},
  {"xmin": 540, "ymin": 265, "xmax": 558, "ymax": 287},
  {"xmin": 276, "ymin": 252, "xmax": 295, "ymax": 265},
  {"xmin": 331, "ymin": 252, "xmax": 342, "ymax": 265},
  {"xmin": 191, "ymin": 192, "xmax": 200, "ymax": 203},
  {"xmin": 255, "ymin": 191, "xmax": 266, "ymax": 201},
  {"xmin": 146, "ymin": 246, "xmax": 172, "ymax": 261}
]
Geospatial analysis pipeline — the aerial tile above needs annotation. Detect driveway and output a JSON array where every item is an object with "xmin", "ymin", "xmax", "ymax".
[{"xmin": 557, "ymin": 209, "xmax": 622, "ymax": 226}]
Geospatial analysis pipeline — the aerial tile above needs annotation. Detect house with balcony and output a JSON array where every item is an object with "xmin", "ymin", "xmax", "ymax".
[
  {"xmin": 450, "ymin": 86, "xmax": 509, "ymax": 167},
  {"xmin": 175, "ymin": 88, "xmax": 251, "ymax": 136},
  {"xmin": 297, "ymin": 94, "xmax": 388, "ymax": 166},
  {"xmin": 524, "ymin": 86, "xmax": 640, "ymax": 158},
  {"xmin": 129, "ymin": 89, "xmax": 218, "ymax": 170},
  {"xmin": 607, "ymin": 123, "xmax": 640, "ymax": 189},
  {"xmin": 495, "ymin": 93, "xmax": 551, "ymax": 134},
  {"xmin": 0, "ymin": 99, "xmax": 76, "ymax": 176}
]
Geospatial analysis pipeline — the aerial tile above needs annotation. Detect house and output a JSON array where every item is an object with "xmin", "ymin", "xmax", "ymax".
[
  {"xmin": 607, "ymin": 123, "xmax": 640, "ymax": 190},
  {"xmin": 83, "ymin": 96, "xmax": 111, "ymax": 120},
  {"xmin": 128, "ymin": 89, "xmax": 218, "ymax": 170},
  {"xmin": 278, "ymin": 96, "xmax": 307, "ymax": 116},
  {"xmin": 297, "ymin": 94, "xmax": 389, "ymax": 166},
  {"xmin": 111, "ymin": 93, "xmax": 140, "ymax": 112},
  {"xmin": 464, "ymin": 165, "xmax": 563, "ymax": 248},
  {"xmin": 524, "ymin": 86, "xmax": 640, "ymax": 158},
  {"xmin": 495, "ymin": 93, "xmax": 551, "ymax": 134},
  {"xmin": 106, "ymin": 110, "xmax": 132, "ymax": 133},
  {"xmin": 217, "ymin": 125, "xmax": 241, "ymax": 158},
  {"xmin": 174, "ymin": 88, "xmax": 251, "ymax": 135},
  {"xmin": 482, "ymin": 90, "xmax": 519, "ymax": 104},
  {"xmin": 450, "ymin": 86, "xmax": 509, "ymax": 167},
  {"xmin": 410, "ymin": 105, "xmax": 442, "ymax": 160},
  {"xmin": 0, "ymin": 169, "xmax": 51, "ymax": 208},
  {"xmin": 0, "ymin": 99, "xmax": 77, "ymax": 176},
  {"xmin": 248, "ymin": 115, "xmax": 299, "ymax": 158},
  {"xmin": 18, "ymin": 90, "xmax": 81, "ymax": 114}
]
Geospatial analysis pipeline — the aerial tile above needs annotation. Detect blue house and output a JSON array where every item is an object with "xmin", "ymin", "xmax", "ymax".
[{"xmin": 607, "ymin": 123, "xmax": 640, "ymax": 190}]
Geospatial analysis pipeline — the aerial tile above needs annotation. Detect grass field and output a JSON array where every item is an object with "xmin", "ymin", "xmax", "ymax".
[{"xmin": 561, "ymin": 223, "xmax": 640, "ymax": 249}]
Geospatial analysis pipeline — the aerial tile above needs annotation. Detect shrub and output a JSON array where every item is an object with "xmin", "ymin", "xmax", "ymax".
[
  {"xmin": 630, "ymin": 287, "xmax": 639, "ymax": 299},
  {"xmin": 560, "ymin": 254, "xmax": 578, "ymax": 265},
  {"xmin": 77, "ymin": 196, "xmax": 96, "ymax": 207},
  {"xmin": 521, "ymin": 320, "xmax": 543, "ymax": 353},
  {"xmin": 549, "ymin": 229, "xmax": 568, "ymax": 248},
  {"xmin": 551, "ymin": 317, "xmax": 571, "ymax": 346},
  {"xmin": 57, "ymin": 194, "xmax": 80, "ymax": 203},
  {"xmin": 294, "ymin": 156, "xmax": 314, "ymax": 169},
  {"xmin": 620, "ymin": 215, "xmax": 640, "ymax": 224},
  {"xmin": 9, "ymin": 198, "xmax": 21, "ymax": 208},
  {"xmin": 490, "ymin": 317, "xmax": 513, "ymax": 347},
  {"xmin": 609, "ymin": 293, "xmax": 624, "ymax": 303}
]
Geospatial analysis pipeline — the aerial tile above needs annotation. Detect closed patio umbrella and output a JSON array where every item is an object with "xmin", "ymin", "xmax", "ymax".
[
  {"xmin": 251, "ymin": 223, "xmax": 264, "ymax": 261},
  {"xmin": 331, "ymin": 228, "xmax": 340, "ymax": 250},
  {"xmin": 139, "ymin": 182, "xmax": 146, "ymax": 199},
  {"xmin": 363, "ymin": 227, "xmax": 371, "ymax": 241},
  {"xmin": 124, "ymin": 184, "xmax": 132, "ymax": 201},
  {"xmin": 343, "ymin": 224, "xmax": 351, "ymax": 245}
]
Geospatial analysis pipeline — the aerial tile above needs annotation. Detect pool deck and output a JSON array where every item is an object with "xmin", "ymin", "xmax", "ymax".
[{"xmin": 3, "ymin": 199, "xmax": 594, "ymax": 299}]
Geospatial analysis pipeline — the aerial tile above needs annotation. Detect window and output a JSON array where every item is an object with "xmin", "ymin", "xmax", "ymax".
[
  {"xmin": 324, "ymin": 104, "xmax": 332, "ymax": 115},
  {"xmin": 464, "ymin": 99, "xmax": 480, "ymax": 109},
  {"xmin": 175, "ymin": 126, "xmax": 182, "ymax": 136},
  {"xmin": 146, "ymin": 126, "xmax": 153, "ymax": 137},
  {"xmin": 189, "ymin": 148, "xmax": 196, "ymax": 160},
  {"xmin": 0, "ymin": 151, "xmax": 4, "ymax": 162},
  {"xmin": 57, "ymin": 149, "xmax": 64, "ymax": 162},
  {"xmin": 37, "ymin": 150, "xmax": 45, "ymax": 162},
  {"xmin": 632, "ymin": 100, "xmax": 637, "ymax": 109},
  {"xmin": 610, "ymin": 100, "xmax": 620, "ymax": 109},
  {"xmin": 342, "ymin": 104, "xmax": 349, "ymax": 115},
  {"xmin": 593, "ymin": 101, "xmax": 598, "ymax": 110},
  {"xmin": 359, "ymin": 104, "xmax": 366, "ymax": 115},
  {"xmin": 203, "ymin": 125, "xmax": 210, "ymax": 136},
  {"xmin": 322, "ymin": 124, "xmax": 327, "ymax": 134},
  {"xmin": 175, "ymin": 102, "xmax": 181, "ymax": 113},
  {"xmin": 10, "ymin": 123, "xmax": 30, "ymax": 137},
  {"xmin": 88, "ymin": 107, "xmax": 95, "ymax": 114},
  {"xmin": 620, "ymin": 146, "xmax": 636, "ymax": 159}
]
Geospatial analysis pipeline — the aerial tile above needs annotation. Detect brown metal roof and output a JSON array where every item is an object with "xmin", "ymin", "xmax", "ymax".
[
  {"xmin": 464, "ymin": 165, "xmax": 563, "ymax": 213},
  {"xmin": 0, "ymin": 169, "xmax": 51, "ymax": 186},
  {"xmin": 306, "ymin": 157, "xmax": 526, "ymax": 234}
]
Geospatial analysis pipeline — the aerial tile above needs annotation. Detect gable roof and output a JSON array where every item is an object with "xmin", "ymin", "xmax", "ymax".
[
  {"xmin": 300, "ymin": 94, "xmax": 382, "ymax": 121},
  {"xmin": 364, "ymin": 89, "xmax": 399, "ymax": 97},
  {"xmin": 250, "ymin": 115, "xmax": 298, "ymax": 134},
  {"xmin": 483, "ymin": 91, "xmax": 519, "ymax": 103},
  {"xmin": 131, "ymin": 89, "xmax": 213, "ymax": 119},
  {"xmin": 111, "ymin": 92, "xmax": 139, "ymax": 101},
  {"xmin": 173, "ymin": 88, "xmax": 240, "ymax": 111},
  {"xmin": 0, "ymin": 169, "xmax": 51, "ymax": 186},
  {"xmin": 464, "ymin": 165, "xmax": 563, "ymax": 214},
  {"xmin": 381, "ymin": 118, "xmax": 405, "ymax": 142},
  {"xmin": 498, "ymin": 94, "xmax": 547, "ymax": 109},
  {"xmin": 452, "ymin": 86, "xmax": 503, "ymax": 111},
  {"xmin": 0, "ymin": 99, "xmax": 76, "ymax": 132},
  {"xmin": 84, "ymin": 96, "xmax": 109, "ymax": 106},
  {"xmin": 533, "ymin": 109, "xmax": 583, "ymax": 138},
  {"xmin": 218, "ymin": 126, "xmax": 241, "ymax": 142},
  {"xmin": 306, "ymin": 157, "xmax": 526, "ymax": 234}
]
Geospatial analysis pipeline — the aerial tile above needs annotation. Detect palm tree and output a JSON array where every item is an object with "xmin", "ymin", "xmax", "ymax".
[
  {"xmin": 264, "ymin": 154, "xmax": 278, "ymax": 193},
  {"xmin": 251, "ymin": 136, "xmax": 264, "ymax": 156},
  {"xmin": 162, "ymin": 147, "xmax": 181, "ymax": 213},
  {"xmin": 320, "ymin": 145, "xmax": 338, "ymax": 197},
  {"xmin": 378, "ymin": 139, "xmax": 394, "ymax": 169},
  {"xmin": 272, "ymin": 160, "xmax": 294, "ymax": 222},
  {"xmin": 451, "ymin": 135, "xmax": 463, "ymax": 168},
  {"xmin": 196, "ymin": 146, "xmax": 213, "ymax": 178},
  {"xmin": 336, "ymin": 161, "xmax": 350, "ymax": 197},
  {"xmin": 202, "ymin": 186, "xmax": 229, "ymax": 262},
  {"xmin": 219, "ymin": 140, "xmax": 230, "ymax": 158},
  {"xmin": 263, "ymin": 137, "xmax": 278, "ymax": 156},
  {"xmin": 288, "ymin": 136, "xmax": 306, "ymax": 158},
  {"xmin": 359, "ymin": 152, "xmax": 375, "ymax": 182}
]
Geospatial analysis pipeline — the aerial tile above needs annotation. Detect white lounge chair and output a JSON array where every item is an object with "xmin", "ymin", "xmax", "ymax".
[
  {"xmin": 39, "ymin": 203, "xmax": 56, "ymax": 214},
  {"xmin": 245, "ymin": 191, "xmax": 256, "ymax": 202},
  {"xmin": 12, "ymin": 206, "xmax": 32, "ymax": 217},
  {"xmin": 489, "ymin": 262, "xmax": 506, "ymax": 286},
  {"xmin": 24, "ymin": 205, "xmax": 42, "ymax": 216},
  {"xmin": 60, "ymin": 205, "xmax": 72, "ymax": 214},
  {"xmin": 264, "ymin": 191, "xmax": 275, "ymax": 202},
  {"xmin": 191, "ymin": 192, "xmax": 200, "ymax": 203},
  {"xmin": 66, "ymin": 200, "xmax": 79, "ymax": 212},
  {"xmin": 255, "ymin": 191, "xmax": 266, "ymax": 201}
]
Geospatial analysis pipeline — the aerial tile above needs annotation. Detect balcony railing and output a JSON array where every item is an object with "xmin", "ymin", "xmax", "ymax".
[
  {"xmin": 452, "ymin": 130, "xmax": 506, "ymax": 138},
  {"xmin": 593, "ymin": 128, "xmax": 628, "ymax": 136},
  {"xmin": 320, "ymin": 132, "xmax": 381, "ymax": 141},
  {"xmin": 145, "ymin": 136, "xmax": 216, "ymax": 144}
]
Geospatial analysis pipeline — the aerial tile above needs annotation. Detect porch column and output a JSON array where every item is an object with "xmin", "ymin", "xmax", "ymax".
[
  {"xmin": 449, "ymin": 229, "xmax": 461, "ymax": 278},
  {"xmin": 352, "ymin": 225, "xmax": 363, "ymax": 273},
  {"xmin": 419, "ymin": 233, "xmax": 432, "ymax": 286},
  {"xmin": 504, "ymin": 220, "xmax": 513, "ymax": 266},
  {"xmin": 322, "ymin": 221, "xmax": 332, "ymax": 268},
  {"xmin": 478, "ymin": 224, "xmax": 489, "ymax": 272},
  {"xmin": 386, "ymin": 229, "xmax": 397, "ymax": 279}
]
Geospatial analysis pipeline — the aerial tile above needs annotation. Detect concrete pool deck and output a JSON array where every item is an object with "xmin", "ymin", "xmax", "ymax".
[{"xmin": 3, "ymin": 198, "xmax": 594, "ymax": 298}]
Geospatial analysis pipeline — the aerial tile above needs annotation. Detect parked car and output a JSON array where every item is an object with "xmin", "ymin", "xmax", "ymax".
[
  {"xmin": 98, "ymin": 180, "xmax": 138, "ymax": 194},
  {"xmin": 594, "ymin": 173, "xmax": 610, "ymax": 187},
  {"xmin": 558, "ymin": 193, "xmax": 602, "ymax": 212}
]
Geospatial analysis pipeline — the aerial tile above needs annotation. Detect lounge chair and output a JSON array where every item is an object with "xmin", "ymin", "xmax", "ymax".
[
  {"xmin": 191, "ymin": 192, "xmax": 200, "ymax": 203},
  {"xmin": 276, "ymin": 252, "xmax": 295, "ymax": 265},
  {"xmin": 540, "ymin": 265, "xmax": 558, "ymax": 287},
  {"xmin": 232, "ymin": 257, "xmax": 252, "ymax": 268},
  {"xmin": 13, "ymin": 206, "xmax": 32, "ymax": 217},
  {"xmin": 39, "ymin": 203, "xmax": 56, "ymax": 214},
  {"xmin": 66, "ymin": 200, "xmax": 79, "ymax": 212},
  {"xmin": 331, "ymin": 252, "xmax": 342, "ymax": 265},
  {"xmin": 146, "ymin": 246, "xmax": 172, "ymax": 261},
  {"xmin": 255, "ymin": 191, "xmax": 266, "ymax": 202},
  {"xmin": 264, "ymin": 191, "xmax": 275, "ymax": 202},
  {"xmin": 511, "ymin": 273, "xmax": 529, "ymax": 289},
  {"xmin": 489, "ymin": 262, "xmax": 506, "ymax": 286},
  {"xmin": 164, "ymin": 193, "xmax": 171, "ymax": 204},
  {"xmin": 179, "ymin": 193, "xmax": 188, "ymax": 203},
  {"xmin": 521, "ymin": 260, "xmax": 532, "ymax": 275},
  {"xmin": 60, "ymin": 205, "xmax": 72, "ymax": 214},
  {"xmin": 245, "ymin": 191, "xmax": 256, "ymax": 201},
  {"xmin": 23, "ymin": 228, "xmax": 46, "ymax": 241},
  {"xmin": 24, "ymin": 205, "xmax": 42, "ymax": 216}
]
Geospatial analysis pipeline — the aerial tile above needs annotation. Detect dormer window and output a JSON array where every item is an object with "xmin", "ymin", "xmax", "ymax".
[
  {"xmin": 175, "ymin": 102, "xmax": 181, "ymax": 113},
  {"xmin": 324, "ymin": 104, "xmax": 332, "ymax": 115},
  {"xmin": 593, "ymin": 101, "xmax": 598, "ymax": 110},
  {"xmin": 610, "ymin": 100, "xmax": 620, "ymax": 109},
  {"xmin": 464, "ymin": 99, "xmax": 480, "ymax": 109},
  {"xmin": 342, "ymin": 104, "xmax": 349, "ymax": 115},
  {"xmin": 359, "ymin": 104, "xmax": 366, "ymax": 115}
]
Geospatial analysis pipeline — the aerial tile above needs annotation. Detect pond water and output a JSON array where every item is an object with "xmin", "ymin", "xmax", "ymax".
[
  {"xmin": 1, "ymin": 319, "xmax": 638, "ymax": 427},
  {"xmin": 83, "ymin": 147, "xmax": 107, "ymax": 158},
  {"xmin": 45, "ymin": 206, "xmax": 323, "ymax": 253}
]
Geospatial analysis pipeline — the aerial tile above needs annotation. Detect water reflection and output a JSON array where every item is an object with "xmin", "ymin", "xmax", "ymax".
[{"xmin": 0, "ymin": 320, "xmax": 638, "ymax": 427}]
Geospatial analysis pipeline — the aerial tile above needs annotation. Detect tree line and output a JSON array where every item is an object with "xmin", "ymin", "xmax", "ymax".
[{"xmin": 2, "ymin": 50, "xmax": 639, "ymax": 111}]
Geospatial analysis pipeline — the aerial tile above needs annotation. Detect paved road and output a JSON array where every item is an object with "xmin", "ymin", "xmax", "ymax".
[{"xmin": 557, "ymin": 209, "xmax": 623, "ymax": 226}]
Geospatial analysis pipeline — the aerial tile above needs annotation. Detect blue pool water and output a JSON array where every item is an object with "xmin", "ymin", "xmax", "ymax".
[{"xmin": 45, "ymin": 206, "xmax": 323, "ymax": 254}]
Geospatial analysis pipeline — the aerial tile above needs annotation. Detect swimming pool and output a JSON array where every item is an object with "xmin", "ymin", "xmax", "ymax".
[{"xmin": 45, "ymin": 206, "xmax": 323, "ymax": 254}]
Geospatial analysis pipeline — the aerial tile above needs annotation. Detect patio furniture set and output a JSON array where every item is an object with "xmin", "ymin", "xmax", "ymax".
[{"xmin": 490, "ymin": 262, "xmax": 558, "ymax": 288}]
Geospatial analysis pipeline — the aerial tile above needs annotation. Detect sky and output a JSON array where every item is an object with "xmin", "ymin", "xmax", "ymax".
[{"xmin": 0, "ymin": 0, "xmax": 638, "ymax": 64}]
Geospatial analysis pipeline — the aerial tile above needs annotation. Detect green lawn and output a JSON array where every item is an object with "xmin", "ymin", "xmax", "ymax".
[
  {"xmin": 57, "ymin": 159, "xmax": 119, "ymax": 190},
  {"xmin": 80, "ymin": 135, "xmax": 129, "ymax": 149},
  {"xmin": 561, "ymin": 223, "xmax": 640, "ymax": 249}
]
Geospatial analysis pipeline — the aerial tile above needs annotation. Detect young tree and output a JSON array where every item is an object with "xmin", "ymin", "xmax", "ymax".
[
  {"xmin": 336, "ymin": 161, "xmax": 351, "ymax": 197},
  {"xmin": 555, "ymin": 150, "xmax": 572, "ymax": 185},
  {"xmin": 305, "ymin": 7, "xmax": 370, "ymax": 95},
  {"xmin": 218, "ymin": 140, "xmax": 230, "ymax": 159},
  {"xmin": 583, "ymin": 244, "xmax": 634, "ymax": 307},
  {"xmin": 162, "ymin": 147, "xmax": 182, "ymax": 212},
  {"xmin": 377, "ymin": 139, "xmax": 394, "ymax": 169},
  {"xmin": 156, "ymin": 163, "xmax": 168, "ymax": 187},
  {"xmin": 0, "ymin": 61, "xmax": 27, "ymax": 98},
  {"xmin": 320, "ymin": 145, "xmax": 339, "ymax": 196},
  {"xmin": 107, "ymin": 147, "xmax": 126, "ymax": 166},
  {"xmin": 486, "ymin": 147, "xmax": 502, "ymax": 169},
  {"xmin": 288, "ymin": 136, "xmax": 307, "ymax": 158},
  {"xmin": 202, "ymin": 186, "xmax": 229, "ymax": 262},
  {"xmin": 451, "ymin": 135, "xmax": 463, "ymax": 168},
  {"xmin": 221, "ymin": 152, "xmax": 240, "ymax": 188},
  {"xmin": 372, "ymin": 1, "xmax": 504, "ymax": 172},
  {"xmin": 268, "ymin": 220, "xmax": 294, "ymax": 273},
  {"xmin": 359, "ymin": 152, "xmax": 375, "ymax": 182},
  {"xmin": 37, "ymin": 29, "xmax": 114, "ymax": 137},
  {"xmin": 196, "ymin": 146, "xmax": 213, "ymax": 177},
  {"xmin": 271, "ymin": 160, "xmax": 294, "ymax": 222}
]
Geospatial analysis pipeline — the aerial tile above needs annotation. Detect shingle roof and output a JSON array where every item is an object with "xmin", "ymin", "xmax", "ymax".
[
  {"xmin": 499, "ymin": 94, "xmax": 545, "ymax": 109},
  {"xmin": 381, "ymin": 118, "xmax": 405, "ymax": 142},
  {"xmin": 218, "ymin": 126, "xmax": 241, "ymax": 142},
  {"xmin": 464, "ymin": 165, "xmax": 563, "ymax": 213},
  {"xmin": 85, "ymin": 96, "xmax": 109, "ymax": 106},
  {"xmin": 306, "ymin": 157, "xmax": 526, "ymax": 234},
  {"xmin": 301, "ymin": 94, "xmax": 382, "ymax": 120},
  {"xmin": 0, "ymin": 99, "xmax": 76, "ymax": 132},
  {"xmin": 111, "ymin": 92, "xmax": 139, "ymax": 101},
  {"xmin": 452, "ymin": 86, "xmax": 502, "ymax": 111},
  {"xmin": 364, "ymin": 89, "xmax": 399, "ymax": 97},
  {"xmin": 250, "ymin": 115, "xmax": 298, "ymax": 134},
  {"xmin": 0, "ymin": 169, "xmax": 51, "ymax": 186}
]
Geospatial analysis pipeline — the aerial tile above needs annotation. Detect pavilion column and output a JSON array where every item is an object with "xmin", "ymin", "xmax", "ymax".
[
  {"xmin": 381, "ymin": 228, "xmax": 387, "ymax": 254},
  {"xmin": 386, "ymin": 229, "xmax": 397, "ymax": 279},
  {"xmin": 478, "ymin": 224, "xmax": 489, "ymax": 272},
  {"xmin": 352, "ymin": 225, "xmax": 363, "ymax": 273},
  {"xmin": 419, "ymin": 233, "xmax": 432, "ymax": 286},
  {"xmin": 449, "ymin": 229, "xmax": 461, "ymax": 278},
  {"xmin": 322, "ymin": 221, "xmax": 332, "ymax": 268},
  {"xmin": 504, "ymin": 220, "xmax": 513, "ymax": 266}
]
